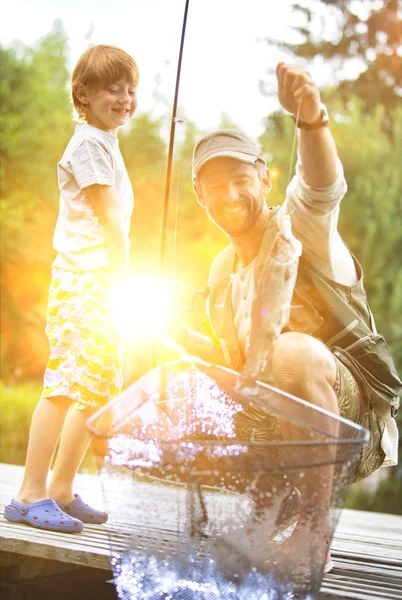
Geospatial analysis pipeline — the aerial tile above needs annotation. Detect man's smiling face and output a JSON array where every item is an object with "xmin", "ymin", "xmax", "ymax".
[{"xmin": 197, "ymin": 157, "xmax": 270, "ymax": 237}]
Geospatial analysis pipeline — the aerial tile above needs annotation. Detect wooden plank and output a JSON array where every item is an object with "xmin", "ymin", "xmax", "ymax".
[
  {"xmin": 1, "ymin": 463, "xmax": 401, "ymax": 599},
  {"xmin": 320, "ymin": 577, "xmax": 402, "ymax": 599}
]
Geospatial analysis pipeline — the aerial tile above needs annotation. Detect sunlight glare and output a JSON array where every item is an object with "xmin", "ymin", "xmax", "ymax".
[{"xmin": 111, "ymin": 276, "xmax": 186, "ymax": 338}]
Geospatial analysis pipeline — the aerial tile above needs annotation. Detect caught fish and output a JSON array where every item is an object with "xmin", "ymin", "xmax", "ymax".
[
  {"xmin": 139, "ymin": 214, "xmax": 302, "ymax": 418},
  {"xmin": 242, "ymin": 214, "xmax": 302, "ymax": 382}
]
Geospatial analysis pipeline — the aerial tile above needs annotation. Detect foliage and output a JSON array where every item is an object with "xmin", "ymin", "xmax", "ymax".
[
  {"xmin": 120, "ymin": 113, "xmax": 168, "ymax": 268},
  {"xmin": 0, "ymin": 382, "xmax": 40, "ymax": 465},
  {"xmin": 345, "ymin": 472, "xmax": 402, "ymax": 514},
  {"xmin": 265, "ymin": 0, "xmax": 401, "ymax": 128},
  {"xmin": 0, "ymin": 23, "xmax": 73, "ymax": 380},
  {"xmin": 336, "ymin": 100, "xmax": 402, "ymax": 364},
  {"xmin": 259, "ymin": 110, "xmax": 300, "ymax": 207},
  {"xmin": 0, "ymin": 381, "xmax": 97, "ymax": 472},
  {"xmin": 0, "ymin": 20, "xmax": 72, "ymax": 224}
]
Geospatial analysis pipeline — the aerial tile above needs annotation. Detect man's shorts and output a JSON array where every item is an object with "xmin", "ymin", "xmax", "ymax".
[
  {"xmin": 42, "ymin": 267, "xmax": 123, "ymax": 408},
  {"xmin": 234, "ymin": 355, "xmax": 385, "ymax": 485},
  {"xmin": 334, "ymin": 355, "xmax": 385, "ymax": 483}
]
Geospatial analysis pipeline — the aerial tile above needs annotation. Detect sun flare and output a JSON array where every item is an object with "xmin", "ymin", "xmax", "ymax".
[{"xmin": 111, "ymin": 275, "xmax": 187, "ymax": 338}]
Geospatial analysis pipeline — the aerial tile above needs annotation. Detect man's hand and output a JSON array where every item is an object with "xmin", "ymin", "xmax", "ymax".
[
  {"xmin": 276, "ymin": 62, "xmax": 338, "ymax": 187},
  {"xmin": 276, "ymin": 63, "xmax": 322, "ymax": 124}
]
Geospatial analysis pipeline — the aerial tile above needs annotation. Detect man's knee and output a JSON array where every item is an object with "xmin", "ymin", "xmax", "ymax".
[{"xmin": 272, "ymin": 332, "xmax": 337, "ymax": 392}]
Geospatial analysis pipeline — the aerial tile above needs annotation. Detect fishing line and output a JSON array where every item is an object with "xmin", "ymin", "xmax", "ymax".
[
  {"xmin": 275, "ymin": 39, "xmax": 302, "ymax": 193},
  {"xmin": 283, "ymin": 98, "xmax": 307, "ymax": 225},
  {"xmin": 260, "ymin": 66, "xmax": 303, "ymax": 219},
  {"xmin": 287, "ymin": 101, "xmax": 301, "ymax": 187}
]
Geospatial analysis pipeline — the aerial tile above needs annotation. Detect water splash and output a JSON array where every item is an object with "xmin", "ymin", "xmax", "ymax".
[
  {"xmin": 88, "ymin": 363, "xmax": 367, "ymax": 599},
  {"xmin": 114, "ymin": 546, "xmax": 314, "ymax": 600}
]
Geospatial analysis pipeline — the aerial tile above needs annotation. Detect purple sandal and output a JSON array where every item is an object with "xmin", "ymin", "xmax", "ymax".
[
  {"xmin": 56, "ymin": 494, "xmax": 108, "ymax": 524},
  {"xmin": 4, "ymin": 499, "xmax": 83, "ymax": 533}
]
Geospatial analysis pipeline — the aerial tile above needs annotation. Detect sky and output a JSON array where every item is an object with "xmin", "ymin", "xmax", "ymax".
[{"xmin": 1, "ymin": 0, "xmax": 341, "ymax": 136}]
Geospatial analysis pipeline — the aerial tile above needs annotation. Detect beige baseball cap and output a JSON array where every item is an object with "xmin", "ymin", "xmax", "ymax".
[{"xmin": 192, "ymin": 129, "xmax": 266, "ymax": 180}]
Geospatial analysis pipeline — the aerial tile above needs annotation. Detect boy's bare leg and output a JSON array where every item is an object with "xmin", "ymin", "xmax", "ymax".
[
  {"xmin": 15, "ymin": 395, "xmax": 72, "ymax": 505},
  {"xmin": 47, "ymin": 404, "xmax": 98, "ymax": 504}
]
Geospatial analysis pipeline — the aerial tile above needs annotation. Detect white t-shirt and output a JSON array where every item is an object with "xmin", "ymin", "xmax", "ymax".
[
  {"xmin": 53, "ymin": 124, "xmax": 134, "ymax": 271},
  {"xmin": 230, "ymin": 258, "xmax": 256, "ymax": 354}
]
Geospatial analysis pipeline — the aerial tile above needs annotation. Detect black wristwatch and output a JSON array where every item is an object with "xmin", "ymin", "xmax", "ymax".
[{"xmin": 292, "ymin": 103, "xmax": 329, "ymax": 131}]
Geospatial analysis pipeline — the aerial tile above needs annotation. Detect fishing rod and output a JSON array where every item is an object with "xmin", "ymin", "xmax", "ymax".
[{"xmin": 159, "ymin": 0, "xmax": 190, "ymax": 273}]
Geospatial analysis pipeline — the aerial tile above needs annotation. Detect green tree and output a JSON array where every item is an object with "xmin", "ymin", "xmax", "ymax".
[
  {"xmin": 334, "ymin": 100, "xmax": 402, "ymax": 367},
  {"xmin": 1, "ymin": 20, "xmax": 72, "ymax": 219},
  {"xmin": 175, "ymin": 120, "xmax": 227, "ymax": 291},
  {"xmin": 119, "ymin": 113, "xmax": 167, "ymax": 270},
  {"xmin": 0, "ymin": 22, "xmax": 72, "ymax": 380},
  {"xmin": 265, "ymin": 0, "xmax": 401, "ymax": 138},
  {"xmin": 258, "ymin": 110, "xmax": 299, "ymax": 207}
]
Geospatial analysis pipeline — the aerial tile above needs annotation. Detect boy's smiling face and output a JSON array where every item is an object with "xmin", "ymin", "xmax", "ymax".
[{"xmin": 83, "ymin": 80, "xmax": 138, "ymax": 135}]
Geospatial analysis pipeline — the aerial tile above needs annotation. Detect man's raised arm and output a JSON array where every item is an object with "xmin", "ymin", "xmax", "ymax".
[{"xmin": 276, "ymin": 62, "xmax": 338, "ymax": 187}]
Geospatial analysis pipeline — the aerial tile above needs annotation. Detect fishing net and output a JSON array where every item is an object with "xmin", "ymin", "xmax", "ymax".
[{"xmin": 86, "ymin": 358, "xmax": 368, "ymax": 600}]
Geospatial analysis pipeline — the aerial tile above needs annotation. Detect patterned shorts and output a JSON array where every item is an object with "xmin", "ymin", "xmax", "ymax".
[
  {"xmin": 42, "ymin": 268, "xmax": 123, "ymax": 408},
  {"xmin": 334, "ymin": 356, "xmax": 385, "ymax": 483},
  {"xmin": 233, "ymin": 356, "xmax": 385, "ymax": 485}
]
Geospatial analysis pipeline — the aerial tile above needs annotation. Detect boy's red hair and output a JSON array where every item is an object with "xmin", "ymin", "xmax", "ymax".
[{"xmin": 72, "ymin": 45, "xmax": 139, "ymax": 121}]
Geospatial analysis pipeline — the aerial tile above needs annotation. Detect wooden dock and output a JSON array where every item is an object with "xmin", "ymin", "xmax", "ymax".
[{"xmin": 1, "ymin": 463, "xmax": 401, "ymax": 599}]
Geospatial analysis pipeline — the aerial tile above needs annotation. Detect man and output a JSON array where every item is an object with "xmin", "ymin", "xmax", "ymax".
[{"xmin": 174, "ymin": 63, "xmax": 401, "ymax": 573}]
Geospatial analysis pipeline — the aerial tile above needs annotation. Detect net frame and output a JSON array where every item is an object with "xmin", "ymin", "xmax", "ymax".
[{"xmin": 86, "ymin": 358, "xmax": 369, "ymax": 599}]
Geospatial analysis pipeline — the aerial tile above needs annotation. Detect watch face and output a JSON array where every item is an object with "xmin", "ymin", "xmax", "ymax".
[
  {"xmin": 320, "ymin": 103, "xmax": 329, "ymax": 124},
  {"xmin": 291, "ymin": 103, "xmax": 329, "ymax": 130}
]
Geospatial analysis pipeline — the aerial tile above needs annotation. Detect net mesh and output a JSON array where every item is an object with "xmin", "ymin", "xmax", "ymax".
[{"xmin": 87, "ymin": 358, "xmax": 368, "ymax": 600}]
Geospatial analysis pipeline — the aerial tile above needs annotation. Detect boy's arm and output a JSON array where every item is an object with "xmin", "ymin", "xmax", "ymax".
[{"xmin": 85, "ymin": 183, "xmax": 129, "ymax": 277}]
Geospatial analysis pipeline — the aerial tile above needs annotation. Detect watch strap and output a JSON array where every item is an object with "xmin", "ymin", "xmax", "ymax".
[{"xmin": 292, "ymin": 104, "xmax": 329, "ymax": 131}]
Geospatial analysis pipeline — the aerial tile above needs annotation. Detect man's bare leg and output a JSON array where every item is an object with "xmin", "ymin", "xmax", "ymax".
[{"xmin": 271, "ymin": 332, "xmax": 339, "ymax": 572}]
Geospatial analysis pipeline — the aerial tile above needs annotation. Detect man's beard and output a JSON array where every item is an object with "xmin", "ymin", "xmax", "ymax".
[
  {"xmin": 227, "ymin": 202, "xmax": 263, "ymax": 238},
  {"xmin": 211, "ymin": 196, "xmax": 263, "ymax": 238}
]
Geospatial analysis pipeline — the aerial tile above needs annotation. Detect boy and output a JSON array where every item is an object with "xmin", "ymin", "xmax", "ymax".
[{"xmin": 4, "ymin": 45, "xmax": 138, "ymax": 532}]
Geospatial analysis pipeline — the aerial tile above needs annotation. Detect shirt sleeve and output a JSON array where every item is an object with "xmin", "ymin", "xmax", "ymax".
[
  {"xmin": 69, "ymin": 138, "xmax": 115, "ymax": 190},
  {"xmin": 286, "ymin": 158, "xmax": 347, "ymax": 214},
  {"xmin": 277, "ymin": 159, "xmax": 357, "ymax": 284}
]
